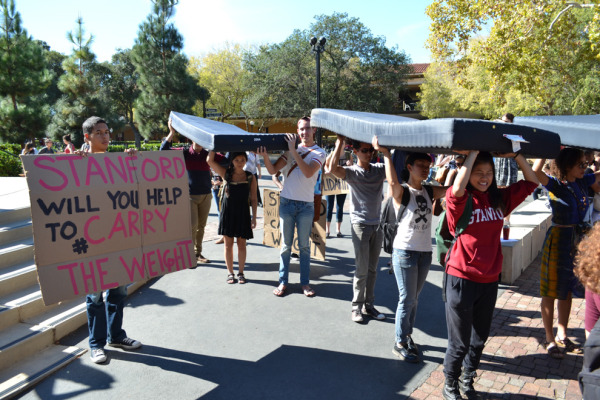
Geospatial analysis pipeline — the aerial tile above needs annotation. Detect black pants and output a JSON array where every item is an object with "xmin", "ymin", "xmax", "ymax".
[{"xmin": 443, "ymin": 274, "xmax": 498, "ymax": 380}]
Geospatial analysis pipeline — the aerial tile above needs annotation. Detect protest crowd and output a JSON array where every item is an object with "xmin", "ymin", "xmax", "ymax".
[{"xmin": 19, "ymin": 113, "xmax": 600, "ymax": 400}]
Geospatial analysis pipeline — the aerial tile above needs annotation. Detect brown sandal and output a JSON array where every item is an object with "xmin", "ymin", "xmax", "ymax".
[
  {"xmin": 555, "ymin": 336, "xmax": 583, "ymax": 354},
  {"xmin": 226, "ymin": 274, "xmax": 236, "ymax": 284},
  {"xmin": 238, "ymin": 273, "xmax": 246, "ymax": 284},
  {"xmin": 545, "ymin": 341, "xmax": 564, "ymax": 359}
]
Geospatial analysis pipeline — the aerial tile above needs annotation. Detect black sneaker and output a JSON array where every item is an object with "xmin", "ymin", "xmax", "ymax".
[
  {"xmin": 406, "ymin": 336, "xmax": 420, "ymax": 356},
  {"xmin": 392, "ymin": 342, "xmax": 419, "ymax": 363},
  {"xmin": 108, "ymin": 337, "xmax": 142, "ymax": 350},
  {"xmin": 362, "ymin": 305, "xmax": 385, "ymax": 320}
]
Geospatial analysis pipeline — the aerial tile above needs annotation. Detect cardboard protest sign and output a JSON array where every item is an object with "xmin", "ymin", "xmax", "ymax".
[
  {"xmin": 322, "ymin": 172, "xmax": 350, "ymax": 196},
  {"xmin": 21, "ymin": 151, "xmax": 195, "ymax": 305},
  {"xmin": 262, "ymin": 188, "xmax": 326, "ymax": 260}
]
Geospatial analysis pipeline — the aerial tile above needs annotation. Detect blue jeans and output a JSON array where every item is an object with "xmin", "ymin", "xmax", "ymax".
[
  {"xmin": 326, "ymin": 194, "xmax": 347, "ymax": 222},
  {"xmin": 279, "ymin": 197, "xmax": 314, "ymax": 285},
  {"xmin": 393, "ymin": 249, "xmax": 432, "ymax": 343},
  {"xmin": 87, "ymin": 285, "xmax": 128, "ymax": 349}
]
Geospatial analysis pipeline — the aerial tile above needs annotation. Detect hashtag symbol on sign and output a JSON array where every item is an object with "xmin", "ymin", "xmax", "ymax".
[{"xmin": 72, "ymin": 238, "xmax": 89, "ymax": 254}]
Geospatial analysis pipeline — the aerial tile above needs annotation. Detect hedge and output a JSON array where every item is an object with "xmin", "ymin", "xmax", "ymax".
[{"xmin": 0, "ymin": 142, "xmax": 190, "ymax": 177}]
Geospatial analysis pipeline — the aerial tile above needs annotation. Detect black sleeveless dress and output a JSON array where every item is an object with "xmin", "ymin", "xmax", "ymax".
[{"xmin": 218, "ymin": 171, "xmax": 254, "ymax": 239}]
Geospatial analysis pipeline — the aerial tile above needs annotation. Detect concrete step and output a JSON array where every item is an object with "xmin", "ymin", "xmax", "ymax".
[
  {"xmin": 0, "ymin": 286, "xmax": 55, "ymax": 327},
  {"xmin": 0, "ymin": 219, "xmax": 32, "ymax": 245},
  {"xmin": 0, "ymin": 323, "xmax": 54, "ymax": 372},
  {"xmin": 0, "ymin": 261, "xmax": 37, "ymax": 298},
  {"xmin": 0, "ymin": 239, "xmax": 34, "ymax": 271},
  {"xmin": 0, "ymin": 207, "xmax": 31, "ymax": 226},
  {"xmin": 26, "ymin": 299, "xmax": 87, "ymax": 342},
  {"xmin": 0, "ymin": 345, "xmax": 85, "ymax": 400}
]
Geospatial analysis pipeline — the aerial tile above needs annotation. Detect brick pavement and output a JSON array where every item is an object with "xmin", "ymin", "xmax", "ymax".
[{"xmin": 408, "ymin": 255, "xmax": 585, "ymax": 400}]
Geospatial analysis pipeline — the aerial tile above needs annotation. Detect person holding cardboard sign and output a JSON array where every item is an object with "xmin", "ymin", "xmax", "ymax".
[
  {"xmin": 256, "ymin": 116, "xmax": 326, "ymax": 297},
  {"xmin": 77, "ymin": 116, "xmax": 142, "ymax": 365}
]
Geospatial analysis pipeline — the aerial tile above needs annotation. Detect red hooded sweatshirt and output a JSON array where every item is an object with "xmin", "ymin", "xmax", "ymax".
[{"xmin": 445, "ymin": 180, "xmax": 537, "ymax": 283}]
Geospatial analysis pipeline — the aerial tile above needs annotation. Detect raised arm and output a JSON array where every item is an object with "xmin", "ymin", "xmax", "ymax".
[
  {"xmin": 532, "ymin": 158, "xmax": 549, "ymax": 186},
  {"xmin": 256, "ymin": 146, "xmax": 286, "ymax": 175},
  {"xmin": 373, "ymin": 136, "xmax": 403, "ymax": 204},
  {"xmin": 285, "ymin": 133, "xmax": 320, "ymax": 178},
  {"xmin": 329, "ymin": 135, "xmax": 347, "ymax": 179},
  {"xmin": 514, "ymin": 153, "xmax": 539, "ymax": 185},
  {"xmin": 452, "ymin": 150, "xmax": 478, "ymax": 197},
  {"xmin": 272, "ymin": 171, "xmax": 284, "ymax": 190},
  {"xmin": 207, "ymin": 151, "xmax": 227, "ymax": 178}
]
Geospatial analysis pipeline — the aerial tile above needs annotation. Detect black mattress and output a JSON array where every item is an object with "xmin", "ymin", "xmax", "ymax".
[
  {"xmin": 311, "ymin": 109, "xmax": 561, "ymax": 158},
  {"xmin": 515, "ymin": 115, "xmax": 600, "ymax": 151},
  {"xmin": 169, "ymin": 111, "xmax": 289, "ymax": 152}
]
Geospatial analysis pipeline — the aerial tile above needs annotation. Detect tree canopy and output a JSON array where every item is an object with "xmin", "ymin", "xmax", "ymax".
[
  {"xmin": 0, "ymin": 0, "xmax": 50, "ymax": 143},
  {"xmin": 47, "ymin": 17, "xmax": 108, "ymax": 146},
  {"xmin": 244, "ymin": 12, "xmax": 411, "ymax": 123},
  {"xmin": 131, "ymin": 0, "xmax": 202, "ymax": 138},
  {"xmin": 188, "ymin": 43, "xmax": 249, "ymax": 123},
  {"xmin": 421, "ymin": 0, "xmax": 600, "ymax": 118}
]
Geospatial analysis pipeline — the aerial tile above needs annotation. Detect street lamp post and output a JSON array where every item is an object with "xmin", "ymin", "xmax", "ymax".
[{"xmin": 310, "ymin": 36, "xmax": 326, "ymax": 146}]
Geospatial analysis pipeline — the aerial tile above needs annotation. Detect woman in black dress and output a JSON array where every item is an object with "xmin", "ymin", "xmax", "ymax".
[{"xmin": 208, "ymin": 151, "xmax": 257, "ymax": 284}]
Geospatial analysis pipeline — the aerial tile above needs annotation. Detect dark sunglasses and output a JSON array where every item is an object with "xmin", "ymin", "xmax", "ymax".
[{"xmin": 358, "ymin": 147, "xmax": 375, "ymax": 154}]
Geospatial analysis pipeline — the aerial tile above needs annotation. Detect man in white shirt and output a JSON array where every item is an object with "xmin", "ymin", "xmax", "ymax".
[{"xmin": 257, "ymin": 117, "xmax": 326, "ymax": 297}]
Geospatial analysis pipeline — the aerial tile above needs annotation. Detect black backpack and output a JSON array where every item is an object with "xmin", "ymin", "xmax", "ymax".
[
  {"xmin": 434, "ymin": 194, "xmax": 473, "ymax": 268},
  {"xmin": 434, "ymin": 193, "xmax": 473, "ymax": 301},
  {"xmin": 380, "ymin": 184, "xmax": 433, "ymax": 254}
]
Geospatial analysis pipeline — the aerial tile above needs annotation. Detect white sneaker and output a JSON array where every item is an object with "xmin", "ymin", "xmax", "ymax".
[
  {"xmin": 351, "ymin": 307, "xmax": 363, "ymax": 323},
  {"xmin": 90, "ymin": 348, "xmax": 107, "ymax": 364}
]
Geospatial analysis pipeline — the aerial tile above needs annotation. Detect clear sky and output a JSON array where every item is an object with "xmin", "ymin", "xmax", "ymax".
[{"xmin": 17, "ymin": 0, "xmax": 432, "ymax": 63}]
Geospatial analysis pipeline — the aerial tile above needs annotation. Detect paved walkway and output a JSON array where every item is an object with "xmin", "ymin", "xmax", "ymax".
[
  {"xmin": 6, "ymin": 175, "xmax": 586, "ymax": 399},
  {"xmin": 408, "ymin": 255, "xmax": 584, "ymax": 400},
  {"xmin": 199, "ymin": 191, "xmax": 586, "ymax": 400}
]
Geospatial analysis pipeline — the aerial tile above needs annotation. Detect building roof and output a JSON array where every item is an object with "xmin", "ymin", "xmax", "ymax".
[{"xmin": 409, "ymin": 63, "xmax": 430, "ymax": 74}]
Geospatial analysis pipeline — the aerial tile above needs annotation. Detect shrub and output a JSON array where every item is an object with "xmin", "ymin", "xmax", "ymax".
[{"xmin": 0, "ymin": 151, "xmax": 23, "ymax": 177}]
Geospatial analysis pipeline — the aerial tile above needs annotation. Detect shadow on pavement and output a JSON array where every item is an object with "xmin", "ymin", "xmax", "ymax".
[{"xmin": 36, "ymin": 344, "xmax": 424, "ymax": 399}]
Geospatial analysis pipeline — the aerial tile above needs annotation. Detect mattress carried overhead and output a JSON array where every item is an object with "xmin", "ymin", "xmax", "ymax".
[
  {"xmin": 169, "ymin": 111, "xmax": 289, "ymax": 152},
  {"xmin": 514, "ymin": 115, "xmax": 600, "ymax": 151},
  {"xmin": 310, "ymin": 108, "xmax": 561, "ymax": 158}
]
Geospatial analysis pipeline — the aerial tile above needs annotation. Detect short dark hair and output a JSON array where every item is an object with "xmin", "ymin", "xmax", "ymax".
[
  {"xmin": 63, "ymin": 134, "xmax": 71, "ymax": 142},
  {"xmin": 298, "ymin": 116, "xmax": 311, "ymax": 126},
  {"xmin": 401, "ymin": 152, "xmax": 431, "ymax": 182},
  {"xmin": 502, "ymin": 113, "xmax": 515, "ymax": 123},
  {"xmin": 82, "ymin": 116, "xmax": 107, "ymax": 134}
]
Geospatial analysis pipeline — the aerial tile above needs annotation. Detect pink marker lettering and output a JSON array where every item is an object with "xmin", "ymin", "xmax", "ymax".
[
  {"xmin": 57, "ymin": 262, "xmax": 79, "ymax": 295},
  {"xmin": 84, "ymin": 216, "xmax": 105, "ymax": 245},
  {"xmin": 34, "ymin": 156, "xmax": 68, "ymax": 191}
]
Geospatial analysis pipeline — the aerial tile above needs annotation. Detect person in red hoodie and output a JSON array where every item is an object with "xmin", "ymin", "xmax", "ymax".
[{"xmin": 442, "ymin": 151, "xmax": 538, "ymax": 400}]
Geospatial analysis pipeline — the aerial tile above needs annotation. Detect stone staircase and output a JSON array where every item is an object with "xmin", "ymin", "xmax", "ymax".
[{"xmin": 0, "ymin": 179, "xmax": 146, "ymax": 399}]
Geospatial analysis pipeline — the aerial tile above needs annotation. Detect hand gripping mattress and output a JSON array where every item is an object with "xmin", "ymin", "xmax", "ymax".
[
  {"xmin": 514, "ymin": 115, "xmax": 600, "ymax": 151},
  {"xmin": 169, "ymin": 111, "xmax": 289, "ymax": 152},
  {"xmin": 310, "ymin": 109, "xmax": 561, "ymax": 158}
]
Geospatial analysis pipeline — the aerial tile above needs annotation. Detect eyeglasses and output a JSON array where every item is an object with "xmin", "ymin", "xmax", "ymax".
[
  {"xmin": 358, "ymin": 147, "xmax": 375, "ymax": 154},
  {"xmin": 578, "ymin": 162, "xmax": 589, "ymax": 169}
]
